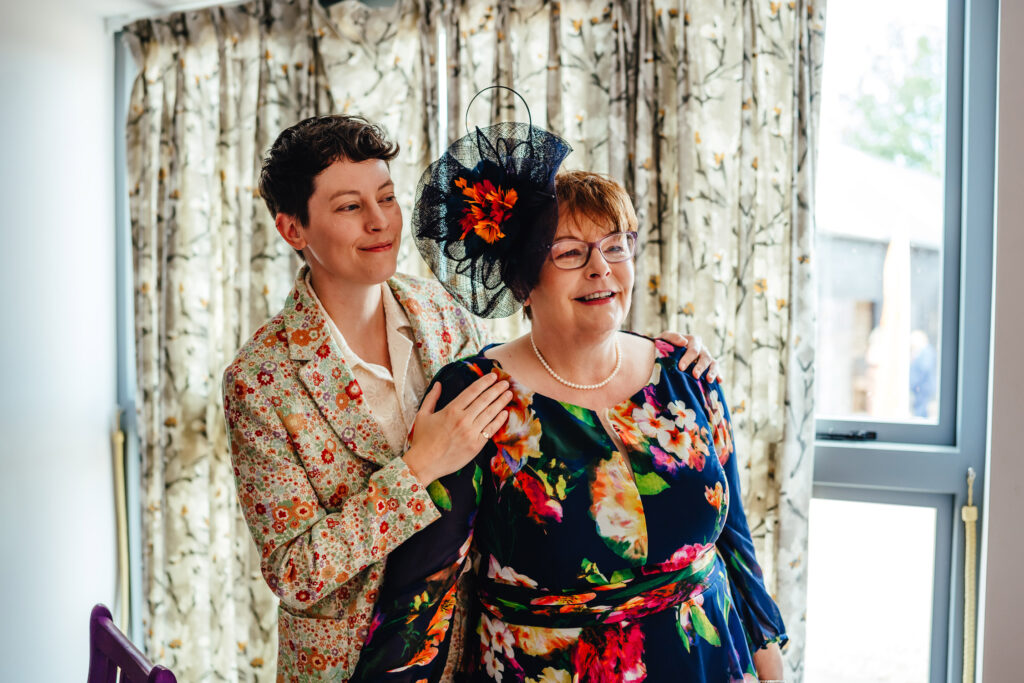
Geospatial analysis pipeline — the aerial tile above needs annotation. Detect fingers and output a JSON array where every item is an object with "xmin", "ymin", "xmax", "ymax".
[
  {"xmin": 676, "ymin": 334, "xmax": 702, "ymax": 372},
  {"xmin": 657, "ymin": 330, "xmax": 688, "ymax": 347},
  {"xmin": 706, "ymin": 360, "xmax": 721, "ymax": 384},
  {"xmin": 658, "ymin": 331, "xmax": 723, "ymax": 381},
  {"xmin": 693, "ymin": 356, "xmax": 725, "ymax": 383},
  {"xmin": 479, "ymin": 410, "xmax": 510, "ymax": 441},
  {"xmin": 472, "ymin": 388, "xmax": 513, "ymax": 430},
  {"xmin": 678, "ymin": 344, "xmax": 700, "ymax": 371},
  {"xmin": 692, "ymin": 355, "xmax": 711, "ymax": 379},
  {"xmin": 464, "ymin": 378, "xmax": 510, "ymax": 414},
  {"xmin": 447, "ymin": 372, "xmax": 499, "ymax": 411},
  {"xmin": 418, "ymin": 382, "xmax": 442, "ymax": 415}
]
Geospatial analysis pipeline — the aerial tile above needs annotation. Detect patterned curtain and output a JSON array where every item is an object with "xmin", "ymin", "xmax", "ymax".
[
  {"xmin": 444, "ymin": 1, "xmax": 825, "ymax": 679},
  {"xmin": 124, "ymin": 1, "xmax": 436, "ymax": 679},
  {"xmin": 127, "ymin": 0, "xmax": 823, "ymax": 679}
]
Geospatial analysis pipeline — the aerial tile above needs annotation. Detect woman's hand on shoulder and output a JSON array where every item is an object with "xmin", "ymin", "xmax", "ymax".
[
  {"xmin": 403, "ymin": 371, "xmax": 511, "ymax": 485},
  {"xmin": 656, "ymin": 331, "xmax": 722, "ymax": 383}
]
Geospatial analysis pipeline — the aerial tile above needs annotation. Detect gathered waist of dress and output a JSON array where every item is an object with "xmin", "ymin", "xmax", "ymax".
[{"xmin": 476, "ymin": 546, "xmax": 721, "ymax": 629}]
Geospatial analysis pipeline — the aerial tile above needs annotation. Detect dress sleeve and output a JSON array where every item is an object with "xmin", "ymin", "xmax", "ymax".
[
  {"xmin": 350, "ymin": 362, "xmax": 486, "ymax": 682},
  {"xmin": 703, "ymin": 380, "xmax": 789, "ymax": 652}
]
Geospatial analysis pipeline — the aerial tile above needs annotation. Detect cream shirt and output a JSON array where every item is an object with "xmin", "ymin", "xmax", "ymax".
[{"xmin": 304, "ymin": 273, "xmax": 427, "ymax": 455}]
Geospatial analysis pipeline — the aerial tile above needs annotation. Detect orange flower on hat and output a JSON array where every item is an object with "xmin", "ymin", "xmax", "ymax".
[{"xmin": 454, "ymin": 176, "xmax": 518, "ymax": 244}]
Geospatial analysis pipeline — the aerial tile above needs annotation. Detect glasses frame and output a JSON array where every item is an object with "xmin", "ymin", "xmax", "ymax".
[{"xmin": 545, "ymin": 230, "xmax": 639, "ymax": 270}]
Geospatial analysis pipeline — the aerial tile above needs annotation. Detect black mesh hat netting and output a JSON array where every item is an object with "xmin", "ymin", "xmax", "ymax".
[{"xmin": 413, "ymin": 120, "xmax": 573, "ymax": 318}]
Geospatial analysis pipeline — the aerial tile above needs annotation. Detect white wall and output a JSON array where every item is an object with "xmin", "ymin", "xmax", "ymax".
[
  {"xmin": 0, "ymin": 1, "xmax": 125, "ymax": 680},
  {"xmin": 979, "ymin": 2, "xmax": 1024, "ymax": 680}
]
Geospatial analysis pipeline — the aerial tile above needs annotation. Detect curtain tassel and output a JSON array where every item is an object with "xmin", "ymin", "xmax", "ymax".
[
  {"xmin": 112, "ymin": 409, "xmax": 131, "ymax": 631},
  {"xmin": 961, "ymin": 467, "xmax": 978, "ymax": 683}
]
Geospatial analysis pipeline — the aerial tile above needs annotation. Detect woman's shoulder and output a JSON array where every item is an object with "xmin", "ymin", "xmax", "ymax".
[
  {"xmin": 618, "ymin": 331, "xmax": 684, "ymax": 367},
  {"xmin": 389, "ymin": 272, "xmax": 469, "ymax": 319},
  {"xmin": 389, "ymin": 271, "xmax": 444, "ymax": 297},
  {"xmin": 639, "ymin": 334, "xmax": 724, "ymax": 408},
  {"xmin": 431, "ymin": 345, "xmax": 501, "ymax": 387}
]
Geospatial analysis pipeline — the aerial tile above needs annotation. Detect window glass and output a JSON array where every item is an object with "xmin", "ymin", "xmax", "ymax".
[
  {"xmin": 816, "ymin": 0, "xmax": 947, "ymax": 422},
  {"xmin": 805, "ymin": 498, "xmax": 936, "ymax": 682}
]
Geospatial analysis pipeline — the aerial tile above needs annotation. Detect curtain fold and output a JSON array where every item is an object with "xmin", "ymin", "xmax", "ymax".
[
  {"xmin": 125, "ymin": 1, "xmax": 436, "ymax": 679},
  {"xmin": 445, "ymin": 1, "xmax": 826, "ymax": 679}
]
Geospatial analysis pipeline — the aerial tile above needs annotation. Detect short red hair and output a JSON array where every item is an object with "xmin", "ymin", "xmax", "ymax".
[{"xmin": 555, "ymin": 170, "xmax": 638, "ymax": 234}]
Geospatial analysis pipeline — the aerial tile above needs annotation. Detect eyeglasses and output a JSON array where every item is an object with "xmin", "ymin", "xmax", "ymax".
[{"xmin": 547, "ymin": 231, "xmax": 638, "ymax": 270}]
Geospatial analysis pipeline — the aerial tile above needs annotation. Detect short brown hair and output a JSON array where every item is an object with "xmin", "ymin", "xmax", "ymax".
[
  {"xmin": 258, "ymin": 114, "xmax": 399, "ymax": 226},
  {"xmin": 554, "ymin": 170, "xmax": 638, "ymax": 234}
]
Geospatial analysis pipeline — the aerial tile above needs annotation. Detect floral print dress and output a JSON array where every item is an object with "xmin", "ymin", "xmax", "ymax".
[{"xmin": 351, "ymin": 339, "xmax": 786, "ymax": 682}]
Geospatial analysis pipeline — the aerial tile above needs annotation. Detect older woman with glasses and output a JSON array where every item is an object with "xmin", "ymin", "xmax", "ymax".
[{"xmin": 350, "ymin": 118, "xmax": 788, "ymax": 683}]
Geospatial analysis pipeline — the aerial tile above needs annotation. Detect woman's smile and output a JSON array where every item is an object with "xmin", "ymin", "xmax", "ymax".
[
  {"xmin": 360, "ymin": 240, "xmax": 394, "ymax": 253},
  {"xmin": 574, "ymin": 289, "xmax": 619, "ymax": 305}
]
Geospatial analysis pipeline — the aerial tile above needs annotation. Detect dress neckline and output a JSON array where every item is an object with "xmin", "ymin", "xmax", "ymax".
[{"xmin": 478, "ymin": 333, "xmax": 666, "ymax": 416}]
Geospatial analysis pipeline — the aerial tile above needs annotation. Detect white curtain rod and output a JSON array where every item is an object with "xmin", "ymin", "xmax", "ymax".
[
  {"xmin": 104, "ymin": 0, "xmax": 248, "ymax": 35},
  {"xmin": 104, "ymin": 0, "xmax": 390, "ymax": 33}
]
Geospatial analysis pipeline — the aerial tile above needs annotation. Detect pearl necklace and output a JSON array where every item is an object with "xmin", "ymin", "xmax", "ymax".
[{"xmin": 530, "ymin": 332, "xmax": 622, "ymax": 390}]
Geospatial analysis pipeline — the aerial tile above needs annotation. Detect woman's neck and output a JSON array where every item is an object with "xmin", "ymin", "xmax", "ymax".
[
  {"xmin": 529, "ymin": 325, "xmax": 620, "ymax": 386},
  {"xmin": 308, "ymin": 268, "xmax": 389, "ymax": 368}
]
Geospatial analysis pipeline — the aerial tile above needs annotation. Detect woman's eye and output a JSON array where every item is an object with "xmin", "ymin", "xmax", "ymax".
[
  {"xmin": 337, "ymin": 204, "xmax": 358, "ymax": 212},
  {"xmin": 380, "ymin": 195, "xmax": 396, "ymax": 203},
  {"xmin": 555, "ymin": 249, "xmax": 583, "ymax": 259}
]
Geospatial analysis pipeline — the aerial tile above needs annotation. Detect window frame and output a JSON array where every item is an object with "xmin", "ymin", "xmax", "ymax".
[
  {"xmin": 810, "ymin": 485, "xmax": 955, "ymax": 682},
  {"xmin": 813, "ymin": 0, "xmax": 966, "ymax": 447},
  {"xmin": 811, "ymin": 1, "xmax": 998, "ymax": 681}
]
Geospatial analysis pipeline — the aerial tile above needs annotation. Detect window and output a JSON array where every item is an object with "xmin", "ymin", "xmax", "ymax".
[
  {"xmin": 809, "ymin": 1, "xmax": 997, "ymax": 681},
  {"xmin": 805, "ymin": 493, "xmax": 949, "ymax": 682},
  {"xmin": 816, "ymin": 0, "xmax": 948, "ymax": 426}
]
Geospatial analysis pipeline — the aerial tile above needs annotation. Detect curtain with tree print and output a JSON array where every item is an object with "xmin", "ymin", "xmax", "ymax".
[
  {"xmin": 125, "ymin": 0, "xmax": 437, "ymax": 679},
  {"xmin": 440, "ymin": 1, "xmax": 825, "ymax": 679},
  {"xmin": 126, "ymin": 0, "xmax": 824, "ymax": 679}
]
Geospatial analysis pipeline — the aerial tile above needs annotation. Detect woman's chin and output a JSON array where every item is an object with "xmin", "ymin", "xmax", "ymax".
[
  {"xmin": 578, "ymin": 302, "xmax": 628, "ymax": 328},
  {"xmin": 363, "ymin": 257, "xmax": 399, "ymax": 284},
  {"xmin": 538, "ymin": 308, "xmax": 628, "ymax": 339}
]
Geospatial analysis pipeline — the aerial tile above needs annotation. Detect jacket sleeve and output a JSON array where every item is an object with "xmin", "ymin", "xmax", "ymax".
[
  {"xmin": 223, "ymin": 364, "xmax": 441, "ymax": 612},
  {"xmin": 704, "ymin": 380, "xmax": 789, "ymax": 652},
  {"xmin": 350, "ymin": 362, "xmax": 485, "ymax": 682}
]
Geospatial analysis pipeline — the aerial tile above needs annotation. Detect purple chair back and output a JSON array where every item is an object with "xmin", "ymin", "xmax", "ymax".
[{"xmin": 88, "ymin": 604, "xmax": 177, "ymax": 683}]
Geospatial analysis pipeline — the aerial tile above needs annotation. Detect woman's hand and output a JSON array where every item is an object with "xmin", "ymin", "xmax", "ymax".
[
  {"xmin": 752, "ymin": 642, "xmax": 784, "ymax": 681},
  {"xmin": 403, "ymin": 373, "xmax": 512, "ymax": 485},
  {"xmin": 657, "ymin": 331, "xmax": 722, "ymax": 382}
]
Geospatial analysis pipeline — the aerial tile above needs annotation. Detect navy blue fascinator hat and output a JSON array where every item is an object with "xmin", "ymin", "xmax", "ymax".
[{"xmin": 413, "ymin": 87, "xmax": 573, "ymax": 318}]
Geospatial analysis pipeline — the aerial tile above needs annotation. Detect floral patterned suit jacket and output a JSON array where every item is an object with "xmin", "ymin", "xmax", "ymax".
[{"xmin": 223, "ymin": 266, "xmax": 484, "ymax": 681}]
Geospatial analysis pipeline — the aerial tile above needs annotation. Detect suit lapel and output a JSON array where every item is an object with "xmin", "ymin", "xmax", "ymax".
[
  {"xmin": 388, "ymin": 274, "xmax": 453, "ymax": 382},
  {"xmin": 285, "ymin": 269, "xmax": 394, "ymax": 467}
]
